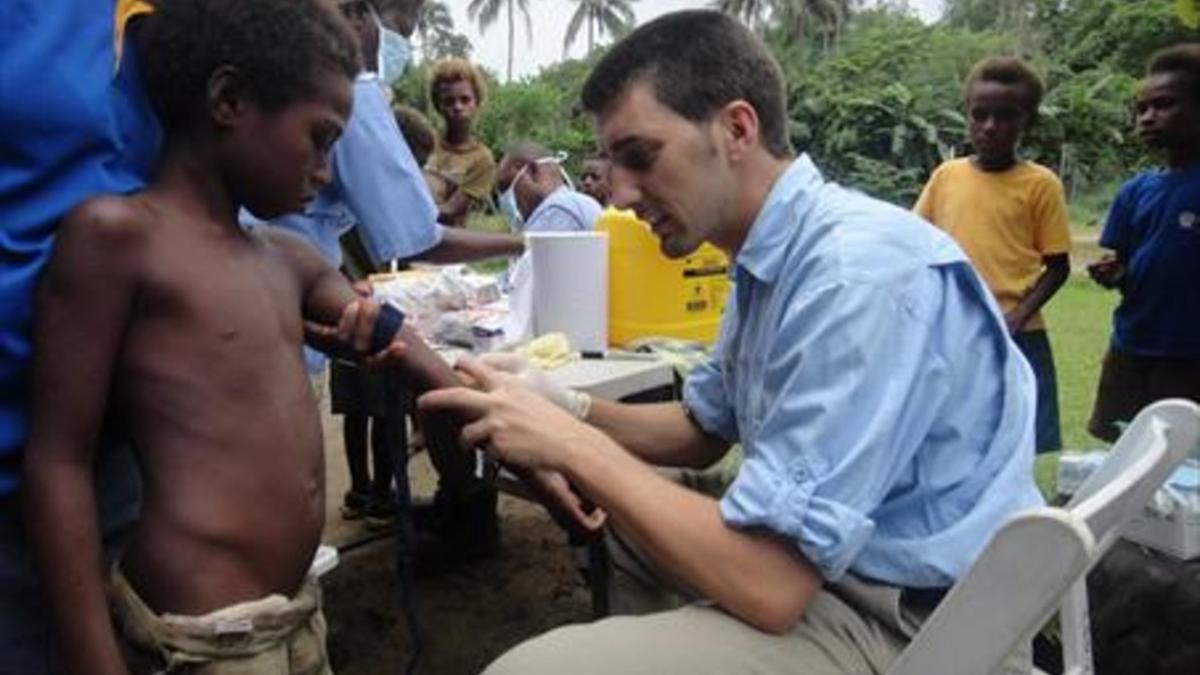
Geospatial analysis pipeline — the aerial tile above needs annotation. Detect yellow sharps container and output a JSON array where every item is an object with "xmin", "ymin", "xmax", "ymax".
[{"xmin": 595, "ymin": 208, "xmax": 730, "ymax": 347}]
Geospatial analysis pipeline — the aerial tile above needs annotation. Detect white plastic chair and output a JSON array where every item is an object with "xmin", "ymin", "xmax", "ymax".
[{"xmin": 887, "ymin": 399, "xmax": 1200, "ymax": 675}]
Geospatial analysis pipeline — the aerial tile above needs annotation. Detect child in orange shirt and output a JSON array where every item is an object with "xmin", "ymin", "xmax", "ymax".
[{"xmin": 916, "ymin": 56, "xmax": 1071, "ymax": 453}]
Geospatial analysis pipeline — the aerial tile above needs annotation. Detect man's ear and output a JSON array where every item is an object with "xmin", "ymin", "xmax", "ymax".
[
  {"xmin": 207, "ymin": 66, "xmax": 252, "ymax": 130},
  {"xmin": 717, "ymin": 100, "xmax": 761, "ymax": 163}
]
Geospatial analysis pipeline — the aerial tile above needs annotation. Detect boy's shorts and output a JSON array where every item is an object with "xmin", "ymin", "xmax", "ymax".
[
  {"xmin": 1089, "ymin": 347, "xmax": 1200, "ymax": 442},
  {"xmin": 329, "ymin": 359, "xmax": 391, "ymax": 418},
  {"xmin": 1012, "ymin": 330, "xmax": 1062, "ymax": 453},
  {"xmin": 108, "ymin": 564, "xmax": 332, "ymax": 675}
]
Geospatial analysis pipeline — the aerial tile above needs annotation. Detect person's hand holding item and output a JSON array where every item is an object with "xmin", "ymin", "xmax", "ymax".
[
  {"xmin": 425, "ymin": 356, "xmax": 606, "ymax": 532},
  {"xmin": 474, "ymin": 351, "xmax": 592, "ymax": 419},
  {"xmin": 1087, "ymin": 254, "xmax": 1125, "ymax": 290}
]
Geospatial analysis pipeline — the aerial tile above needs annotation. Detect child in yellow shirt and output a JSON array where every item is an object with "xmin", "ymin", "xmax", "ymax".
[{"xmin": 916, "ymin": 56, "xmax": 1071, "ymax": 453}]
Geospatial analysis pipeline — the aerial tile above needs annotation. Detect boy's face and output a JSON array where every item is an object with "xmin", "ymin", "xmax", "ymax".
[
  {"xmin": 579, "ymin": 159, "xmax": 610, "ymax": 203},
  {"xmin": 228, "ymin": 72, "xmax": 352, "ymax": 219},
  {"xmin": 1135, "ymin": 72, "xmax": 1199, "ymax": 150},
  {"xmin": 597, "ymin": 81, "xmax": 740, "ymax": 259},
  {"xmin": 966, "ymin": 80, "xmax": 1030, "ymax": 164},
  {"xmin": 435, "ymin": 79, "xmax": 478, "ymax": 130}
]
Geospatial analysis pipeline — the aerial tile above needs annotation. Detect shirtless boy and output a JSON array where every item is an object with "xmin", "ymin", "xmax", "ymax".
[{"xmin": 21, "ymin": 0, "xmax": 465, "ymax": 671}]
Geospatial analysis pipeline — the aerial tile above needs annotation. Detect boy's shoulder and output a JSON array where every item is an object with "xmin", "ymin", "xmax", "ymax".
[
  {"xmin": 929, "ymin": 157, "xmax": 973, "ymax": 180},
  {"xmin": 1015, "ymin": 160, "xmax": 1063, "ymax": 185},
  {"xmin": 1115, "ymin": 170, "xmax": 1163, "ymax": 201},
  {"xmin": 58, "ymin": 194, "xmax": 157, "ymax": 253}
]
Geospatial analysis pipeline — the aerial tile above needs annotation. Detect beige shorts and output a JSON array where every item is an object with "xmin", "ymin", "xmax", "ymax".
[{"xmin": 108, "ymin": 566, "xmax": 332, "ymax": 675}]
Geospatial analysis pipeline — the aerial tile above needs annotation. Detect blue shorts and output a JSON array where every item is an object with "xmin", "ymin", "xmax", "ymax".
[{"xmin": 1012, "ymin": 330, "xmax": 1062, "ymax": 453}]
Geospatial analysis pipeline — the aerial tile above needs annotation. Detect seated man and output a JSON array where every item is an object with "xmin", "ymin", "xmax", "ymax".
[
  {"xmin": 421, "ymin": 10, "xmax": 1041, "ymax": 675},
  {"xmin": 495, "ymin": 141, "xmax": 603, "ymax": 233}
]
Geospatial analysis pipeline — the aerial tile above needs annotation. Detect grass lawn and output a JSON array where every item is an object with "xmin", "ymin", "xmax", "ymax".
[{"xmin": 1044, "ymin": 275, "xmax": 1119, "ymax": 451}]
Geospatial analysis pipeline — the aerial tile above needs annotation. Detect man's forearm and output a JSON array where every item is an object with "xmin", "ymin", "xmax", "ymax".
[
  {"xmin": 418, "ymin": 227, "xmax": 523, "ymax": 264},
  {"xmin": 561, "ymin": 432, "xmax": 820, "ymax": 634},
  {"xmin": 585, "ymin": 399, "xmax": 729, "ymax": 469}
]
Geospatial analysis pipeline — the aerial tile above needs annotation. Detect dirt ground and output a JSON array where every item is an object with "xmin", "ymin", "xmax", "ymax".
[{"xmin": 316, "ymin": 405, "xmax": 592, "ymax": 675}]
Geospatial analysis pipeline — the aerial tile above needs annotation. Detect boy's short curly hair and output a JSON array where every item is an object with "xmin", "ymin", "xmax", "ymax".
[
  {"xmin": 426, "ymin": 58, "xmax": 488, "ymax": 111},
  {"xmin": 138, "ymin": 0, "xmax": 360, "ymax": 131},
  {"xmin": 392, "ymin": 103, "xmax": 437, "ymax": 165},
  {"xmin": 964, "ymin": 56, "xmax": 1045, "ymax": 117},
  {"xmin": 1147, "ymin": 43, "xmax": 1200, "ymax": 102}
]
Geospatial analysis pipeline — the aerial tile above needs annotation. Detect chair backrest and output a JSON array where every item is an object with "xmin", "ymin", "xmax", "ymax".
[{"xmin": 887, "ymin": 399, "xmax": 1200, "ymax": 675}]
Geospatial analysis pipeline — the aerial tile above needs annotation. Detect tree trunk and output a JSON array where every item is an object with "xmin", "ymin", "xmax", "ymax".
[
  {"xmin": 506, "ymin": 0, "xmax": 514, "ymax": 82},
  {"xmin": 587, "ymin": 14, "xmax": 594, "ymax": 54}
]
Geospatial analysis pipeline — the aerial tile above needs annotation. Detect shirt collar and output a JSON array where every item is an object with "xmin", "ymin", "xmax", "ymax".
[{"xmin": 734, "ymin": 154, "xmax": 823, "ymax": 284}]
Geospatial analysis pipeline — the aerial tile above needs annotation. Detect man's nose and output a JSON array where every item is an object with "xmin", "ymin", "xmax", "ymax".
[
  {"xmin": 608, "ymin": 167, "xmax": 641, "ymax": 210},
  {"xmin": 312, "ymin": 157, "xmax": 333, "ymax": 191}
]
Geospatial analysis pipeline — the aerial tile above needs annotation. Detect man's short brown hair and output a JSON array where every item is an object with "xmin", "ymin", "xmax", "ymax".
[{"xmin": 580, "ymin": 10, "xmax": 793, "ymax": 159}]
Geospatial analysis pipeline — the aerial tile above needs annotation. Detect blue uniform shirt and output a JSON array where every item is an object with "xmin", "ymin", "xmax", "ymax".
[
  {"xmin": 0, "ymin": 1, "xmax": 162, "ymax": 495},
  {"xmin": 1100, "ymin": 166, "xmax": 1200, "ymax": 359},
  {"xmin": 265, "ymin": 73, "xmax": 442, "ymax": 267},
  {"xmin": 685, "ymin": 156, "xmax": 1043, "ymax": 587}
]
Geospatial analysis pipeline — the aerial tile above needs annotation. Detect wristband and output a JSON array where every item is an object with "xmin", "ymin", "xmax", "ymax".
[{"xmin": 369, "ymin": 304, "xmax": 406, "ymax": 353}]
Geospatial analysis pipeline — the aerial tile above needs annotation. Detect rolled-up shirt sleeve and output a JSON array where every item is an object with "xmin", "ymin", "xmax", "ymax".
[
  {"xmin": 332, "ymin": 78, "xmax": 442, "ymax": 265},
  {"xmin": 719, "ymin": 278, "xmax": 946, "ymax": 581}
]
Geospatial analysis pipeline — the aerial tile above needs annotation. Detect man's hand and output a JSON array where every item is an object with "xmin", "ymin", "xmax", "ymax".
[
  {"xmin": 475, "ymin": 352, "xmax": 591, "ymax": 419},
  {"xmin": 418, "ymin": 357, "xmax": 606, "ymax": 473},
  {"xmin": 1087, "ymin": 254, "xmax": 1125, "ymax": 290}
]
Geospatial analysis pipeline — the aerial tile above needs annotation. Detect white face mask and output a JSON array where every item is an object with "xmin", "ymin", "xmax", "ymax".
[
  {"xmin": 498, "ymin": 152, "xmax": 573, "ymax": 233},
  {"xmin": 373, "ymin": 10, "xmax": 409, "ymax": 86}
]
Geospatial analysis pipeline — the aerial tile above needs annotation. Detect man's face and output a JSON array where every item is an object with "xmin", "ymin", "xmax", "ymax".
[
  {"xmin": 379, "ymin": 0, "xmax": 424, "ymax": 37},
  {"xmin": 229, "ymin": 72, "xmax": 352, "ymax": 219},
  {"xmin": 966, "ymin": 80, "xmax": 1029, "ymax": 164},
  {"xmin": 436, "ymin": 79, "xmax": 478, "ymax": 129},
  {"xmin": 596, "ymin": 82, "xmax": 737, "ymax": 259},
  {"xmin": 336, "ymin": 0, "xmax": 378, "ymax": 65},
  {"xmin": 579, "ymin": 159, "xmax": 610, "ymax": 204},
  {"xmin": 495, "ymin": 155, "xmax": 532, "ymax": 218},
  {"xmin": 1135, "ymin": 72, "xmax": 1200, "ymax": 150}
]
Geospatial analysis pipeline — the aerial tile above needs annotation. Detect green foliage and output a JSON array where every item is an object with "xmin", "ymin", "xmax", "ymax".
[
  {"xmin": 473, "ymin": 58, "xmax": 600, "ymax": 176},
  {"xmin": 392, "ymin": 0, "xmax": 1196, "ymax": 209}
]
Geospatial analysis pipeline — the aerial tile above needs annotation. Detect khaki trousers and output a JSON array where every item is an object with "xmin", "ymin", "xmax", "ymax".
[{"xmin": 486, "ymin": 462, "xmax": 1032, "ymax": 675}]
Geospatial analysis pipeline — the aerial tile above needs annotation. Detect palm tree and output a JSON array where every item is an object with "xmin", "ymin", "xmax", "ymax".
[
  {"xmin": 416, "ymin": 1, "xmax": 455, "ymax": 60},
  {"xmin": 712, "ymin": 0, "xmax": 774, "ymax": 30},
  {"xmin": 713, "ymin": 0, "xmax": 847, "ymax": 46},
  {"xmin": 563, "ymin": 0, "xmax": 638, "ymax": 58},
  {"xmin": 468, "ymin": 0, "xmax": 532, "ymax": 82}
]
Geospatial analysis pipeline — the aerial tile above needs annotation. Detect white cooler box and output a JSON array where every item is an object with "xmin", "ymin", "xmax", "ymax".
[{"xmin": 1122, "ymin": 458, "xmax": 1200, "ymax": 560}]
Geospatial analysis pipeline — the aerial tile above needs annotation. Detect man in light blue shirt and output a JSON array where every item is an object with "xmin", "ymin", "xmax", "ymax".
[{"xmin": 419, "ymin": 10, "xmax": 1039, "ymax": 674}]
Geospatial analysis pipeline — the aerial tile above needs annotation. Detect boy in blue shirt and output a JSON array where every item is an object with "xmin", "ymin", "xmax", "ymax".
[{"xmin": 1088, "ymin": 43, "xmax": 1200, "ymax": 441}]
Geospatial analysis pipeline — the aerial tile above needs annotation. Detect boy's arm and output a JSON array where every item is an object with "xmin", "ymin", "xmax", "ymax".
[
  {"xmin": 1006, "ymin": 253, "xmax": 1070, "ymax": 333},
  {"xmin": 268, "ymin": 229, "xmax": 464, "ymax": 392},
  {"xmin": 23, "ymin": 198, "xmax": 147, "ymax": 675},
  {"xmin": 1008, "ymin": 174, "xmax": 1072, "ymax": 333}
]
